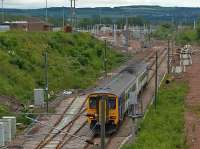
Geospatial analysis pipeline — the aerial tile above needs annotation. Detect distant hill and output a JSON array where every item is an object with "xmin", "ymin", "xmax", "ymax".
[{"xmin": 3, "ymin": 6, "xmax": 200, "ymax": 24}]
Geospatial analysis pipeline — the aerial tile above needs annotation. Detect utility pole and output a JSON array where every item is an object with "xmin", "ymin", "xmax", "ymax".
[
  {"xmin": 172, "ymin": 35, "xmax": 174, "ymax": 57},
  {"xmin": 104, "ymin": 40, "xmax": 107, "ymax": 77},
  {"xmin": 62, "ymin": 6, "xmax": 65, "ymax": 30},
  {"xmin": 139, "ymin": 26, "xmax": 142, "ymax": 40},
  {"xmin": 73, "ymin": 0, "xmax": 76, "ymax": 29},
  {"xmin": 155, "ymin": 51, "xmax": 158, "ymax": 111},
  {"xmin": 44, "ymin": 51, "xmax": 49, "ymax": 113},
  {"xmin": 167, "ymin": 39, "xmax": 170, "ymax": 74},
  {"xmin": 70, "ymin": 0, "xmax": 76, "ymax": 29},
  {"xmin": 99, "ymin": 8, "xmax": 102, "ymax": 25},
  {"xmin": 70, "ymin": 0, "xmax": 73, "ymax": 26},
  {"xmin": 125, "ymin": 16, "xmax": 129, "ymax": 50},
  {"xmin": 113, "ymin": 24, "xmax": 117, "ymax": 45},
  {"xmin": 1, "ymin": 0, "xmax": 4, "ymax": 23},
  {"xmin": 148, "ymin": 24, "xmax": 151, "ymax": 48},
  {"xmin": 193, "ymin": 19, "xmax": 196, "ymax": 30},
  {"xmin": 45, "ymin": 0, "xmax": 48, "ymax": 22},
  {"xmin": 100, "ymin": 96, "xmax": 106, "ymax": 149}
]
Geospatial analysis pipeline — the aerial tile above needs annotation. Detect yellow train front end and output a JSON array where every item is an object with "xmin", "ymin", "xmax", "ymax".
[{"xmin": 86, "ymin": 93, "xmax": 119, "ymax": 134}]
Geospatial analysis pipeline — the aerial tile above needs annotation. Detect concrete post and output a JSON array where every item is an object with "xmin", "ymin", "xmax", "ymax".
[
  {"xmin": 34, "ymin": 89, "xmax": 45, "ymax": 106},
  {"xmin": 0, "ymin": 119, "xmax": 12, "ymax": 143},
  {"xmin": 2, "ymin": 116, "xmax": 16, "ymax": 139},
  {"xmin": 0, "ymin": 122, "xmax": 5, "ymax": 147}
]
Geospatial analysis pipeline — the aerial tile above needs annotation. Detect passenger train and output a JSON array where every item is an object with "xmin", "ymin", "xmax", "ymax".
[{"xmin": 86, "ymin": 62, "xmax": 148, "ymax": 133}]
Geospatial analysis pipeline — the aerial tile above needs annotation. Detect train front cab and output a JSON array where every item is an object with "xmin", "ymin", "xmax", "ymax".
[{"xmin": 86, "ymin": 93, "xmax": 119, "ymax": 133}]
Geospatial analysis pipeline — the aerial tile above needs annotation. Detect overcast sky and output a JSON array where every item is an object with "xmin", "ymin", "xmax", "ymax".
[{"xmin": 3, "ymin": 0, "xmax": 200, "ymax": 9}]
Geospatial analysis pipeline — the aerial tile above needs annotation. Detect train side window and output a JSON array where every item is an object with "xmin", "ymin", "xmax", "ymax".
[
  {"xmin": 108, "ymin": 97, "xmax": 116, "ymax": 109},
  {"xmin": 89, "ymin": 97, "xmax": 97, "ymax": 109},
  {"xmin": 132, "ymin": 84, "xmax": 136, "ymax": 92},
  {"xmin": 139, "ymin": 73, "xmax": 146, "ymax": 82},
  {"xmin": 126, "ymin": 92, "xmax": 130, "ymax": 100}
]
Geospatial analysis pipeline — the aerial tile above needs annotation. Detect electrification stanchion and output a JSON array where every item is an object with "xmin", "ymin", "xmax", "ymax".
[
  {"xmin": 44, "ymin": 51, "xmax": 49, "ymax": 113},
  {"xmin": 104, "ymin": 40, "xmax": 108, "ymax": 77},
  {"xmin": 155, "ymin": 51, "xmax": 158, "ymax": 111}
]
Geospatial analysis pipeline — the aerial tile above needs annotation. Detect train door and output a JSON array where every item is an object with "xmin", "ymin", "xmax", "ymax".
[
  {"xmin": 119, "ymin": 92, "xmax": 126, "ymax": 121},
  {"xmin": 98, "ymin": 95, "xmax": 110, "ymax": 124},
  {"xmin": 122, "ymin": 92, "xmax": 126, "ymax": 118},
  {"xmin": 118, "ymin": 96, "xmax": 123, "ymax": 121},
  {"xmin": 125, "ymin": 90, "xmax": 129, "ymax": 112},
  {"xmin": 128, "ymin": 83, "xmax": 137, "ymax": 116},
  {"xmin": 130, "ymin": 84, "xmax": 137, "ymax": 105},
  {"xmin": 106, "ymin": 97, "xmax": 109, "ymax": 122}
]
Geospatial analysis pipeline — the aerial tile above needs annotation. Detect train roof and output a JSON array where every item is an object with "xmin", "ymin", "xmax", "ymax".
[{"xmin": 90, "ymin": 62, "xmax": 147, "ymax": 96}]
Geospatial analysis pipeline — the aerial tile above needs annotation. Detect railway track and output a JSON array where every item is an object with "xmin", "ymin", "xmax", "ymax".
[
  {"xmin": 31, "ymin": 48, "xmax": 167, "ymax": 149},
  {"xmin": 35, "ymin": 96, "xmax": 87, "ymax": 149}
]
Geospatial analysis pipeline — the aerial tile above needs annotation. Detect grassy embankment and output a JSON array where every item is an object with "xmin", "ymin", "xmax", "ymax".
[
  {"xmin": 0, "ymin": 31, "xmax": 127, "ymax": 121},
  {"xmin": 124, "ymin": 80, "xmax": 188, "ymax": 149}
]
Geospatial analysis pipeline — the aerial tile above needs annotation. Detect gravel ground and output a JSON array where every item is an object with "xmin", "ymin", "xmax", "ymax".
[{"xmin": 185, "ymin": 52, "xmax": 200, "ymax": 149}]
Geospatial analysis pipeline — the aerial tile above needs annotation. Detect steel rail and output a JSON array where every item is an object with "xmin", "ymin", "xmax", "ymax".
[
  {"xmin": 37, "ymin": 97, "xmax": 88, "ymax": 149},
  {"xmin": 35, "ymin": 97, "xmax": 77, "ymax": 149}
]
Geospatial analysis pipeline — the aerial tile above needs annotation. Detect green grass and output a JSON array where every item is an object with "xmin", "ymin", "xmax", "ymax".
[
  {"xmin": 0, "ymin": 31, "xmax": 127, "ymax": 116},
  {"xmin": 0, "ymin": 105, "xmax": 11, "ymax": 117},
  {"xmin": 124, "ymin": 81, "xmax": 188, "ymax": 149}
]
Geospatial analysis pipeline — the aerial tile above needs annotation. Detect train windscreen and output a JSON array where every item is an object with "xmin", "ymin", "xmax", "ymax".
[
  {"xmin": 89, "ymin": 96, "xmax": 98, "ymax": 109},
  {"xmin": 108, "ymin": 97, "xmax": 116, "ymax": 109},
  {"xmin": 89, "ymin": 95, "xmax": 116, "ymax": 109}
]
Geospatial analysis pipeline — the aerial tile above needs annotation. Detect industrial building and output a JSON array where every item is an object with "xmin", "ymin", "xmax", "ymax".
[{"xmin": 1, "ymin": 17, "xmax": 53, "ymax": 32}]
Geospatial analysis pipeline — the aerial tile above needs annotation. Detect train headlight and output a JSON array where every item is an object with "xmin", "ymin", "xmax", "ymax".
[{"xmin": 110, "ymin": 116, "xmax": 116, "ymax": 119}]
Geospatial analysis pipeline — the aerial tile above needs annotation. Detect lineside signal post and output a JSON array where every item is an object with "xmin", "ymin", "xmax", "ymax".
[
  {"xmin": 104, "ymin": 40, "xmax": 108, "ymax": 77},
  {"xmin": 154, "ymin": 50, "xmax": 158, "ymax": 111},
  {"xmin": 148, "ymin": 24, "xmax": 151, "ymax": 48},
  {"xmin": 100, "ymin": 96, "xmax": 106, "ymax": 149},
  {"xmin": 167, "ymin": 39, "xmax": 170, "ymax": 74},
  {"xmin": 44, "ymin": 51, "xmax": 49, "ymax": 113}
]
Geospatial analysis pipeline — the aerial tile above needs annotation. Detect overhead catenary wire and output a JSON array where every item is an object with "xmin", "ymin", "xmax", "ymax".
[{"xmin": 13, "ymin": 112, "xmax": 87, "ymax": 116}]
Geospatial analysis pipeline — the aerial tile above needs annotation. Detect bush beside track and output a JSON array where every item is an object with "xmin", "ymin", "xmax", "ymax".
[{"xmin": 124, "ymin": 80, "xmax": 188, "ymax": 149}]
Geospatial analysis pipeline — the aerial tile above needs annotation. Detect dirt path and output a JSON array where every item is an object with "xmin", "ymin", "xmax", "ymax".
[{"xmin": 185, "ymin": 53, "xmax": 200, "ymax": 149}]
